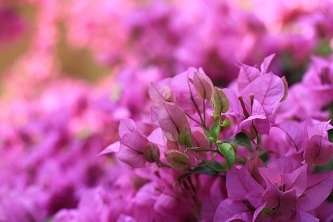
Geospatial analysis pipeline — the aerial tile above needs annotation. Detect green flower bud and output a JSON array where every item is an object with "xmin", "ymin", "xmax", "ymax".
[
  {"xmin": 164, "ymin": 150, "xmax": 189, "ymax": 170},
  {"xmin": 144, "ymin": 142, "xmax": 160, "ymax": 163}
]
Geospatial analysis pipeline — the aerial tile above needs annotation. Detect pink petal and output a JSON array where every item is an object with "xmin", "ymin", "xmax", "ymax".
[
  {"xmin": 148, "ymin": 78, "xmax": 174, "ymax": 107},
  {"xmin": 227, "ymin": 165, "xmax": 264, "ymax": 200},
  {"xmin": 278, "ymin": 121, "xmax": 307, "ymax": 152},
  {"xmin": 119, "ymin": 118, "xmax": 138, "ymax": 137},
  {"xmin": 237, "ymin": 64, "xmax": 261, "ymax": 91},
  {"xmin": 298, "ymin": 172, "xmax": 333, "ymax": 211},
  {"xmin": 240, "ymin": 99, "xmax": 270, "ymax": 135},
  {"xmin": 297, "ymin": 211, "xmax": 320, "ymax": 222},
  {"xmin": 170, "ymin": 68, "xmax": 202, "ymax": 114},
  {"xmin": 307, "ymin": 120, "xmax": 333, "ymax": 140},
  {"xmin": 278, "ymin": 189, "xmax": 297, "ymax": 218},
  {"xmin": 223, "ymin": 88, "xmax": 244, "ymax": 122},
  {"xmin": 259, "ymin": 155, "xmax": 303, "ymax": 186},
  {"xmin": 213, "ymin": 199, "xmax": 249, "ymax": 222},
  {"xmin": 98, "ymin": 141, "xmax": 120, "ymax": 156},
  {"xmin": 192, "ymin": 70, "xmax": 214, "ymax": 100},
  {"xmin": 304, "ymin": 135, "xmax": 333, "ymax": 166},
  {"xmin": 262, "ymin": 184, "xmax": 281, "ymax": 208},
  {"xmin": 252, "ymin": 204, "xmax": 267, "ymax": 222},
  {"xmin": 154, "ymin": 193, "xmax": 192, "ymax": 219},
  {"xmin": 260, "ymin": 54, "xmax": 275, "ymax": 74},
  {"xmin": 191, "ymin": 127, "xmax": 210, "ymax": 149},
  {"xmin": 241, "ymin": 73, "xmax": 285, "ymax": 115},
  {"xmin": 268, "ymin": 155, "xmax": 303, "ymax": 174},
  {"xmin": 281, "ymin": 164, "xmax": 307, "ymax": 197},
  {"xmin": 157, "ymin": 102, "xmax": 190, "ymax": 141},
  {"xmin": 117, "ymin": 132, "xmax": 148, "ymax": 168},
  {"xmin": 259, "ymin": 167, "xmax": 281, "ymax": 187},
  {"xmin": 147, "ymin": 128, "xmax": 165, "ymax": 147}
]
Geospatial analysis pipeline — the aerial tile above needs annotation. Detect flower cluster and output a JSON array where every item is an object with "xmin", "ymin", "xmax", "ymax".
[
  {"xmin": 0, "ymin": 65, "xmax": 165, "ymax": 221},
  {"xmin": 3, "ymin": 0, "xmax": 333, "ymax": 87},
  {"xmin": 62, "ymin": 0, "xmax": 333, "ymax": 83},
  {"xmin": 1, "ymin": 0, "xmax": 333, "ymax": 221},
  {"xmin": 103, "ymin": 56, "xmax": 333, "ymax": 221},
  {"xmin": 0, "ymin": 79, "xmax": 116, "ymax": 220}
]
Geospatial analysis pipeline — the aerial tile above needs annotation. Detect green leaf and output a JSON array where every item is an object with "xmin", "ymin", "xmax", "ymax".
[
  {"xmin": 218, "ymin": 143, "xmax": 235, "ymax": 169},
  {"xmin": 178, "ymin": 128, "xmax": 193, "ymax": 147},
  {"xmin": 204, "ymin": 129, "xmax": 211, "ymax": 138},
  {"xmin": 223, "ymin": 132, "xmax": 252, "ymax": 150},
  {"xmin": 221, "ymin": 118, "xmax": 231, "ymax": 127},
  {"xmin": 204, "ymin": 129, "xmax": 214, "ymax": 146},
  {"xmin": 177, "ymin": 161, "xmax": 226, "ymax": 183},
  {"xmin": 314, "ymin": 158, "xmax": 333, "ymax": 173},
  {"xmin": 262, "ymin": 207, "xmax": 276, "ymax": 217},
  {"xmin": 258, "ymin": 150, "xmax": 273, "ymax": 163},
  {"xmin": 210, "ymin": 122, "xmax": 221, "ymax": 139},
  {"xmin": 164, "ymin": 150, "xmax": 189, "ymax": 170},
  {"xmin": 193, "ymin": 161, "xmax": 226, "ymax": 174},
  {"xmin": 314, "ymin": 37, "xmax": 332, "ymax": 56},
  {"xmin": 211, "ymin": 87, "xmax": 230, "ymax": 119}
]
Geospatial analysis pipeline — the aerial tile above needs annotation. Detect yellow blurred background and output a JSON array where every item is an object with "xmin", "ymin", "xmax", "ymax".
[{"xmin": 0, "ymin": 3, "xmax": 109, "ymax": 89}]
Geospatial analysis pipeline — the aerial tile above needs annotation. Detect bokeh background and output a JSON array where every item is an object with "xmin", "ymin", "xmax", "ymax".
[{"xmin": 1, "ymin": 0, "xmax": 333, "ymax": 221}]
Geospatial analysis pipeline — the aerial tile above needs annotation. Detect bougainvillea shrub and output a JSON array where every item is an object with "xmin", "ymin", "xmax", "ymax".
[
  {"xmin": 0, "ymin": 0, "xmax": 333, "ymax": 222},
  {"xmin": 101, "ymin": 56, "xmax": 333, "ymax": 221}
]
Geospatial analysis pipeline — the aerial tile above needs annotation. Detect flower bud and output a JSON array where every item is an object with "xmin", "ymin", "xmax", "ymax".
[
  {"xmin": 157, "ymin": 102, "xmax": 190, "ymax": 142},
  {"xmin": 164, "ymin": 150, "xmax": 189, "ymax": 170},
  {"xmin": 193, "ymin": 70, "xmax": 214, "ymax": 101},
  {"xmin": 211, "ymin": 87, "xmax": 230, "ymax": 119},
  {"xmin": 144, "ymin": 142, "xmax": 160, "ymax": 163},
  {"xmin": 178, "ymin": 128, "xmax": 192, "ymax": 147}
]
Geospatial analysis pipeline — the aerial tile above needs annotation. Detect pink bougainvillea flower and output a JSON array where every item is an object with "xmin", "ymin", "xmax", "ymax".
[
  {"xmin": 169, "ymin": 67, "xmax": 205, "ymax": 115},
  {"xmin": 101, "ymin": 117, "xmax": 166, "ymax": 169},
  {"xmin": 154, "ymin": 102, "xmax": 190, "ymax": 142},
  {"xmin": 275, "ymin": 119, "xmax": 333, "ymax": 165},
  {"xmin": 297, "ymin": 172, "xmax": 333, "ymax": 212},
  {"xmin": 240, "ymin": 72, "xmax": 285, "ymax": 118},
  {"xmin": 277, "ymin": 120, "xmax": 307, "ymax": 152},
  {"xmin": 237, "ymin": 54, "xmax": 275, "ymax": 91},
  {"xmin": 304, "ymin": 135, "xmax": 333, "ymax": 166},
  {"xmin": 214, "ymin": 165, "xmax": 265, "ymax": 222},
  {"xmin": 222, "ymin": 55, "xmax": 287, "ymax": 137},
  {"xmin": 117, "ymin": 132, "xmax": 148, "ymax": 168},
  {"xmin": 311, "ymin": 201, "xmax": 333, "ymax": 222},
  {"xmin": 239, "ymin": 98, "xmax": 270, "ymax": 135},
  {"xmin": 148, "ymin": 78, "xmax": 174, "ymax": 107},
  {"xmin": 302, "ymin": 56, "xmax": 333, "ymax": 109},
  {"xmin": 200, "ymin": 176, "xmax": 227, "ymax": 222},
  {"xmin": 101, "ymin": 118, "xmax": 162, "ymax": 168},
  {"xmin": 259, "ymin": 155, "xmax": 333, "ymax": 221}
]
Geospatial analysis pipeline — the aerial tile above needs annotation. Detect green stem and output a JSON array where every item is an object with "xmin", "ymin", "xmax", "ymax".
[
  {"xmin": 200, "ymin": 160, "xmax": 223, "ymax": 173},
  {"xmin": 187, "ymin": 147, "xmax": 216, "ymax": 152},
  {"xmin": 202, "ymin": 100, "xmax": 207, "ymax": 128}
]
